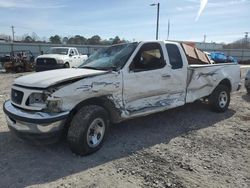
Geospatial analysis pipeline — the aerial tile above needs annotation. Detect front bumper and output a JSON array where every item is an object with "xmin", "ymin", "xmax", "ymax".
[{"xmin": 3, "ymin": 100, "xmax": 70, "ymax": 143}]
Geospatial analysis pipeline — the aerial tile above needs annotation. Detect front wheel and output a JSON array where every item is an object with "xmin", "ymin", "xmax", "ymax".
[
  {"xmin": 247, "ymin": 88, "xmax": 250, "ymax": 94},
  {"xmin": 64, "ymin": 63, "xmax": 70, "ymax": 68},
  {"xmin": 209, "ymin": 85, "xmax": 230, "ymax": 112},
  {"xmin": 67, "ymin": 105, "xmax": 109, "ymax": 156}
]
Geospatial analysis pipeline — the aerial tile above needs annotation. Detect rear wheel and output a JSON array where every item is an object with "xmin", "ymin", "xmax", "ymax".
[
  {"xmin": 209, "ymin": 84, "xmax": 230, "ymax": 112},
  {"xmin": 67, "ymin": 105, "xmax": 109, "ymax": 156}
]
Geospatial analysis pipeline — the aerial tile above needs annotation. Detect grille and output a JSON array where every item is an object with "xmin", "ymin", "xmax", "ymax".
[
  {"xmin": 36, "ymin": 58, "xmax": 57, "ymax": 65},
  {"xmin": 11, "ymin": 89, "xmax": 24, "ymax": 105}
]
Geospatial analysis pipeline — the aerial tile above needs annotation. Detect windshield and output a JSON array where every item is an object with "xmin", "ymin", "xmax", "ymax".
[
  {"xmin": 79, "ymin": 42, "xmax": 138, "ymax": 71},
  {"xmin": 48, "ymin": 48, "xmax": 69, "ymax": 55}
]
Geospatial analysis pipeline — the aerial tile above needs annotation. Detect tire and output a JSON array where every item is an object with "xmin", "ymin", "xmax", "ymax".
[
  {"xmin": 247, "ymin": 88, "xmax": 250, "ymax": 94},
  {"xmin": 209, "ymin": 84, "xmax": 230, "ymax": 112},
  {"xmin": 64, "ymin": 63, "xmax": 70, "ymax": 68},
  {"xmin": 67, "ymin": 105, "xmax": 109, "ymax": 156}
]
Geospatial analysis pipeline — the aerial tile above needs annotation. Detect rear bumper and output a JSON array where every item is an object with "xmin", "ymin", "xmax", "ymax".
[
  {"xmin": 35, "ymin": 64, "xmax": 65, "ymax": 72},
  {"xmin": 3, "ymin": 100, "xmax": 70, "ymax": 143}
]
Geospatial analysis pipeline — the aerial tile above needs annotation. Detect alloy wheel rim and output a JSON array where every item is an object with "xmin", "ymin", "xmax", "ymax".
[
  {"xmin": 219, "ymin": 91, "xmax": 228, "ymax": 108},
  {"xmin": 87, "ymin": 118, "xmax": 105, "ymax": 148}
]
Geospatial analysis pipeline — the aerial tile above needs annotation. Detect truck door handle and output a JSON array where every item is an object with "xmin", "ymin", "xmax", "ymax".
[{"xmin": 162, "ymin": 74, "xmax": 171, "ymax": 78}]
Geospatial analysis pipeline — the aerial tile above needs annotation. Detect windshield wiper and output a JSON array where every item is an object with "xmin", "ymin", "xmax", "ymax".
[
  {"xmin": 101, "ymin": 66, "xmax": 118, "ymax": 71},
  {"xmin": 80, "ymin": 66, "xmax": 105, "ymax": 70},
  {"xmin": 81, "ymin": 66, "xmax": 117, "ymax": 71}
]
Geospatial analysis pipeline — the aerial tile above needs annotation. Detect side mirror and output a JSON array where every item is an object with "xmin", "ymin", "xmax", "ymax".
[{"xmin": 69, "ymin": 53, "xmax": 72, "ymax": 57}]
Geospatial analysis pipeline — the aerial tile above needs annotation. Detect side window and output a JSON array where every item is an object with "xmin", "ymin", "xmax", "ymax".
[
  {"xmin": 70, "ymin": 49, "xmax": 75, "ymax": 56},
  {"xmin": 165, "ymin": 44, "xmax": 183, "ymax": 69},
  {"xmin": 130, "ymin": 43, "xmax": 165, "ymax": 72},
  {"xmin": 73, "ymin": 49, "xmax": 78, "ymax": 55}
]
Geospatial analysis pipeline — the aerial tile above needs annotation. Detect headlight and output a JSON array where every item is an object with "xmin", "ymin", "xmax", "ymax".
[
  {"xmin": 27, "ymin": 93, "xmax": 47, "ymax": 108},
  {"xmin": 46, "ymin": 97, "xmax": 62, "ymax": 113},
  {"xmin": 57, "ymin": 59, "xmax": 64, "ymax": 64}
]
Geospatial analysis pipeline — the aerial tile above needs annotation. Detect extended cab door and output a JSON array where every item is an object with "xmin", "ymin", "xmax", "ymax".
[
  {"xmin": 68, "ymin": 48, "xmax": 80, "ymax": 67},
  {"xmin": 68, "ymin": 48, "xmax": 75, "ymax": 67},
  {"xmin": 73, "ymin": 49, "xmax": 82, "ymax": 66},
  {"xmin": 122, "ymin": 42, "xmax": 187, "ymax": 116}
]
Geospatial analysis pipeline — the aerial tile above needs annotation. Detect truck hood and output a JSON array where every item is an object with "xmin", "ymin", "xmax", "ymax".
[{"xmin": 14, "ymin": 68, "xmax": 108, "ymax": 88}]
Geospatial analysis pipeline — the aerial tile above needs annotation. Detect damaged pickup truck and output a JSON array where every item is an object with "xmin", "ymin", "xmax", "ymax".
[{"xmin": 3, "ymin": 41, "xmax": 241, "ymax": 155}]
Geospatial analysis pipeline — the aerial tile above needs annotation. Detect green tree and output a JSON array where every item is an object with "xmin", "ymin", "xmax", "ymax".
[
  {"xmin": 31, "ymin": 32, "xmax": 39, "ymax": 42},
  {"xmin": 67, "ymin": 37, "xmax": 75, "ymax": 44},
  {"xmin": 49, "ymin": 35, "xmax": 61, "ymax": 44},
  {"xmin": 62, "ymin": 37, "xmax": 69, "ymax": 44},
  {"xmin": 87, "ymin": 35, "xmax": 101, "ymax": 45},
  {"xmin": 23, "ymin": 35, "xmax": 33, "ymax": 43},
  {"xmin": 112, "ymin": 36, "xmax": 121, "ymax": 44},
  {"xmin": 74, "ymin": 35, "xmax": 87, "ymax": 45}
]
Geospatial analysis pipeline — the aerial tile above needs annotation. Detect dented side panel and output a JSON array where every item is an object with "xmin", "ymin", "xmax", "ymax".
[
  {"xmin": 51, "ymin": 72, "xmax": 124, "ymax": 113},
  {"xmin": 122, "ymin": 41, "xmax": 188, "ymax": 117},
  {"xmin": 186, "ymin": 64, "xmax": 241, "ymax": 103}
]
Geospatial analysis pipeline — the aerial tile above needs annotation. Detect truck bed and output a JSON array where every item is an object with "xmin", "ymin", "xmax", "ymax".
[
  {"xmin": 181, "ymin": 43, "xmax": 211, "ymax": 65},
  {"xmin": 186, "ymin": 63, "xmax": 240, "ymax": 103}
]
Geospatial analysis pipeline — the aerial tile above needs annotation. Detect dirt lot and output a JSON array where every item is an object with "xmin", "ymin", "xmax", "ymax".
[{"xmin": 0, "ymin": 68, "xmax": 249, "ymax": 188}]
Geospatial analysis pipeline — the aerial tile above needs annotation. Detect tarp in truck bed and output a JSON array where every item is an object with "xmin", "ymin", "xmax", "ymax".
[{"xmin": 181, "ymin": 43, "xmax": 211, "ymax": 65}]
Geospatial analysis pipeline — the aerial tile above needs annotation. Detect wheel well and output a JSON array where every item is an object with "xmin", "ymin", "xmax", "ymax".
[
  {"xmin": 69, "ymin": 97, "xmax": 122, "ymax": 124},
  {"xmin": 218, "ymin": 79, "xmax": 232, "ymax": 91}
]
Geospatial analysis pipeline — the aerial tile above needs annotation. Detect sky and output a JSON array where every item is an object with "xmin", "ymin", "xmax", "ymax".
[{"xmin": 0, "ymin": 0, "xmax": 249, "ymax": 43}]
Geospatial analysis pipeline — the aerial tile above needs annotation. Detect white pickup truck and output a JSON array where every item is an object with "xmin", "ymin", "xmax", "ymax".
[
  {"xmin": 3, "ymin": 41, "xmax": 241, "ymax": 155},
  {"xmin": 35, "ymin": 47, "xmax": 88, "ymax": 72}
]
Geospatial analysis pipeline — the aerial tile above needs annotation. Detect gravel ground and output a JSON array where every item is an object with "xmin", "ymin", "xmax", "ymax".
[{"xmin": 0, "ymin": 68, "xmax": 249, "ymax": 188}]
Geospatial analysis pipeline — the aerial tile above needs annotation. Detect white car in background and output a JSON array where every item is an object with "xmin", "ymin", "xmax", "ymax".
[{"xmin": 35, "ymin": 47, "xmax": 88, "ymax": 72}]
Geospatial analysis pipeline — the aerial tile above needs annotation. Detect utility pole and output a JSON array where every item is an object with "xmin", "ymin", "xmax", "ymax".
[
  {"xmin": 167, "ymin": 19, "xmax": 170, "ymax": 40},
  {"xmin": 244, "ymin": 32, "xmax": 249, "ymax": 48},
  {"xmin": 11, "ymin": 25, "xmax": 15, "ymax": 42},
  {"xmin": 203, "ymin": 34, "xmax": 206, "ymax": 43},
  {"xmin": 150, "ymin": 3, "xmax": 160, "ymax": 40},
  {"xmin": 156, "ymin": 3, "xmax": 160, "ymax": 40}
]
